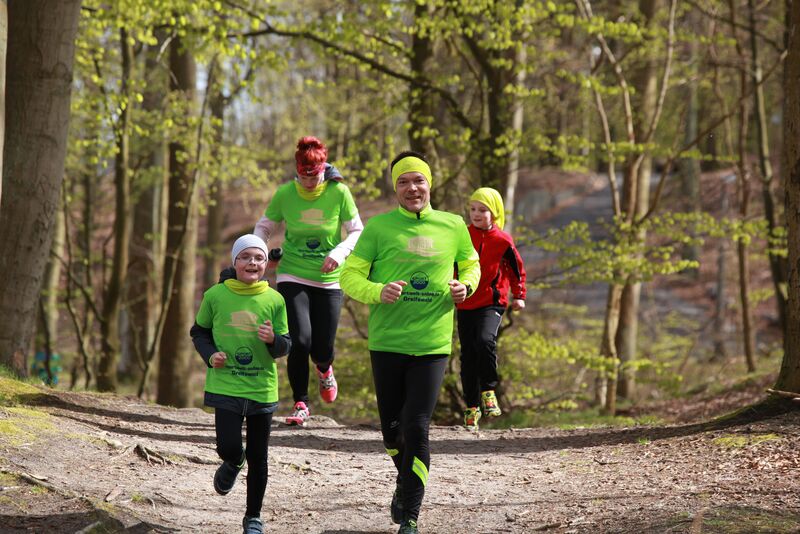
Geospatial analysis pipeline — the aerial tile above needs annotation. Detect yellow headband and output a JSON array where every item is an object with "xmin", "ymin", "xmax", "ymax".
[
  {"xmin": 469, "ymin": 187, "xmax": 505, "ymax": 230},
  {"xmin": 391, "ymin": 156, "xmax": 432, "ymax": 190}
]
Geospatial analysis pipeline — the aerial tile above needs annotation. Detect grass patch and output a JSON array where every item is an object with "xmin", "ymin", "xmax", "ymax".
[
  {"xmin": 712, "ymin": 433, "xmax": 781, "ymax": 449},
  {"xmin": 698, "ymin": 505, "xmax": 800, "ymax": 533},
  {"xmin": 0, "ymin": 406, "xmax": 54, "ymax": 446},
  {"xmin": 483, "ymin": 407, "xmax": 665, "ymax": 430},
  {"xmin": 0, "ymin": 376, "xmax": 45, "ymax": 407}
]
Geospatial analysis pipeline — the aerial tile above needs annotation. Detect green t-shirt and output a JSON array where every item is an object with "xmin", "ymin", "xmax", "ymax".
[
  {"xmin": 265, "ymin": 180, "xmax": 359, "ymax": 283},
  {"xmin": 195, "ymin": 282, "xmax": 289, "ymax": 403},
  {"xmin": 351, "ymin": 207, "xmax": 478, "ymax": 355}
]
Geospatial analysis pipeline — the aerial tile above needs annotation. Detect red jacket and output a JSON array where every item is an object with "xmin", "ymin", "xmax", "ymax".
[{"xmin": 457, "ymin": 224, "xmax": 527, "ymax": 310}]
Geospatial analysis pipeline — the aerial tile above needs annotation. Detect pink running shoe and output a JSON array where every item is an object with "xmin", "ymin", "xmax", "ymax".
[
  {"xmin": 286, "ymin": 401, "xmax": 310, "ymax": 426},
  {"xmin": 317, "ymin": 365, "xmax": 338, "ymax": 403}
]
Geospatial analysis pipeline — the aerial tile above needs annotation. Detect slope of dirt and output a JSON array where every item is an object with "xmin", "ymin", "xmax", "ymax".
[{"xmin": 1, "ymin": 385, "xmax": 799, "ymax": 534}]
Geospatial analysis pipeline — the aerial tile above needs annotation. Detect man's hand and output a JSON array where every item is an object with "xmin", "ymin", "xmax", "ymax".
[
  {"xmin": 449, "ymin": 280, "xmax": 468, "ymax": 303},
  {"xmin": 511, "ymin": 299, "xmax": 525, "ymax": 312},
  {"xmin": 321, "ymin": 256, "xmax": 339, "ymax": 273},
  {"xmin": 210, "ymin": 352, "xmax": 227, "ymax": 368},
  {"xmin": 381, "ymin": 280, "xmax": 407, "ymax": 303}
]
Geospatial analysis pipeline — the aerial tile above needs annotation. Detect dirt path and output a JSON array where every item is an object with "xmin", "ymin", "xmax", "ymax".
[{"xmin": 1, "ymin": 386, "xmax": 799, "ymax": 533}]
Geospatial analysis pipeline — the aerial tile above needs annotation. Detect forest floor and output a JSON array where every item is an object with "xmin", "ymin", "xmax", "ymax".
[{"xmin": 1, "ymin": 377, "xmax": 799, "ymax": 534}]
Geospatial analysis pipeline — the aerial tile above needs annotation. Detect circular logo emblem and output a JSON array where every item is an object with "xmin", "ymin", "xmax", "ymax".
[
  {"xmin": 306, "ymin": 237, "xmax": 320, "ymax": 250},
  {"xmin": 410, "ymin": 271, "xmax": 429, "ymax": 290},
  {"xmin": 234, "ymin": 347, "xmax": 254, "ymax": 365}
]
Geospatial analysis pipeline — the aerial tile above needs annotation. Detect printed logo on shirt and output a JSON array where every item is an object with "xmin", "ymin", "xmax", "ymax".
[
  {"xmin": 410, "ymin": 271, "xmax": 429, "ymax": 290},
  {"xmin": 226, "ymin": 310, "xmax": 259, "ymax": 332},
  {"xmin": 234, "ymin": 346, "xmax": 254, "ymax": 365},
  {"xmin": 405, "ymin": 236, "xmax": 437, "ymax": 257},
  {"xmin": 299, "ymin": 208, "xmax": 326, "ymax": 226},
  {"xmin": 306, "ymin": 237, "xmax": 321, "ymax": 250}
]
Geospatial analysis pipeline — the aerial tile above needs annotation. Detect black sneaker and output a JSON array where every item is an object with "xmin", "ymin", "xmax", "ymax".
[
  {"xmin": 390, "ymin": 481, "xmax": 404, "ymax": 524},
  {"xmin": 242, "ymin": 516, "xmax": 263, "ymax": 534},
  {"xmin": 214, "ymin": 458, "xmax": 243, "ymax": 495},
  {"xmin": 398, "ymin": 519, "xmax": 419, "ymax": 534}
]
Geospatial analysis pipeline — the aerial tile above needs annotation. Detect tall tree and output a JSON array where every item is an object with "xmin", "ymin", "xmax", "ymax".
[
  {"xmin": 97, "ymin": 27, "xmax": 134, "ymax": 391},
  {"xmin": 777, "ymin": 0, "xmax": 800, "ymax": 392},
  {"xmin": 747, "ymin": 0, "xmax": 788, "ymax": 336},
  {"xmin": 0, "ymin": 0, "xmax": 7, "ymax": 205},
  {"xmin": 157, "ymin": 35, "xmax": 198, "ymax": 407},
  {"xmin": 125, "ymin": 33, "xmax": 167, "ymax": 388},
  {"xmin": 615, "ymin": 0, "xmax": 661, "ymax": 401},
  {"xmin": 0, "ymin": 0, "xmax": 82, "ymax": 374}
]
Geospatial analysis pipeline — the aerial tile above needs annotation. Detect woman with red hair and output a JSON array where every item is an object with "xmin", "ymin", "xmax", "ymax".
[{"xmin": 254, "ymin": 136, "xmax": 363, "ymax": 425}]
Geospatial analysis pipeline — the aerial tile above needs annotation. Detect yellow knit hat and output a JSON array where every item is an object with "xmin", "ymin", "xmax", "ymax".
[{"xmin": 469, "ymin": 187, "xmax": 505, "ymax": 230}]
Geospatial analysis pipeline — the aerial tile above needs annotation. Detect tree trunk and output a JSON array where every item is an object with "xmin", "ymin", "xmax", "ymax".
[
  {"xmin": 748, "ymin": 0, "xmax": 788, "ymax": 337},
  {"xmin": 157, "ymin": 37, "xmax": 197, "ymax": 408},
  {"xmin": 0, "ymin": 1, "xmax": 7, "ymax": 205},
  {"xmin": 601, "ymin": 283, "xmax": 624, "ymax": 414},
  {"xmin": 680, "ymin": 12, "xmax": 701, "ymax": 266},
  {"xmin": 730, "ymin": 0, "xmax": 757, "ymax": 371},
  {"xmin": 204, "ymin": 86, "xmax": 225, "ymax": 290},
  {"xmin": 408, "ymin": 2, "xmax": 440, "ymax": 180},
  {"xmin": 614, "ymin": 0, "xmax": 658, "ymax": 403},
  {"xmin": 480, "ymin": 47, "xmax": 515, "ymax": 192},
  {"xmin": 712, "ymin": 184, "xmax": 730, "ymax": 360},
  {"xmin": 97, "ymin": 28, "xmax": 134, "ymax": 392},
  {"xmin": 504, "ymin": 45, "xmax": 526, "ymax": 235},
  {"xmin": 36, "ymin": 206, "xmax": 65, "ymax": 384},
  {"xmin": 127, "ymin": 34, "xmax": 167, "ymax": 395},
  {"xmin": 776, "ymin": 0, "xmax": 800, "ymax": 392},
  {"xmin": 0, "ymin": 0, "xmax": 82, "ymax": 374}
]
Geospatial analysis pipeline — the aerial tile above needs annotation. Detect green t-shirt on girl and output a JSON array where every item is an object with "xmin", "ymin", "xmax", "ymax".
[
  {"xmin": 265, "ymin": 180, "xmax": 359, "ymax": 283},
  {"xmin": 195, "ymin": 280, "xmax": 289, "ymax": 403},
  {"xmin": 350, "ymin": 207, "xmax": 478, "ymax": 355}
]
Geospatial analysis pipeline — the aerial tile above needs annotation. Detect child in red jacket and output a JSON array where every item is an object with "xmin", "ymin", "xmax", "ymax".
[{"xmin": 456, "ymin": 187, "xmax": 527, "ymax": 430}]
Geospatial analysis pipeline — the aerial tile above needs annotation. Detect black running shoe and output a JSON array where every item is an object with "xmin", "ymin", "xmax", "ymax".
[
  {"xmin": 242, "ymin": 515, "xmax": 263, "ymax": 534},
  {"xmin": 391, "ymin": 481, "xmax": 404, "ymax": 524},
  {"xmin": 214, "ymin": 458, "xmax": 243, "ymax": 495},
  {"xmin": 398, "ymin": 519, "xmax": 419, "ymax": 533}
]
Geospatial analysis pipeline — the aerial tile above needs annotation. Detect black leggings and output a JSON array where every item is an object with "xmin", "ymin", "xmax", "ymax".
[
  {"xmin": 370, "ymin": 351, "xmax": 448, "ymax": 522},
  {"xmin": 215, "ymin": 409, "xmax": 272, "ymax": 518},
  {"xmin": 457, "ymin": 306, "xmax": 504, "ymax": 407},
  {"xmin": 277, "ymin": 282, "xmax": 343, "ymax": 404}
]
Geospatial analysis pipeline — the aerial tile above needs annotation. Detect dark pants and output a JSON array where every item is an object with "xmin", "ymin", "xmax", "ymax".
[
  {"xmin": 371, "ymin": 351, "xmax": 448, "ymax": 523},
  {"xmin": 457, "ymin": 306, "xmax": 504, "ymax": 407},
  {"xmin": 215, "ymin": 409, "xmax": 272, "ymax": 518},
  {"xmin": 278, "ymin": 282, "xmax": 343, "ymax": 404}
]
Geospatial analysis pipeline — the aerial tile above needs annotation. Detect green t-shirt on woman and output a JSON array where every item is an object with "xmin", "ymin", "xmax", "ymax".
[{"xmin": 265, "ymin": 180, "xmax": 359, "ymax": 283}]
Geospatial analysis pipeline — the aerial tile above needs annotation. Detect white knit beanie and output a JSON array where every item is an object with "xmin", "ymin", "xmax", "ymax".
[{"xmin": 231, "ymin": 234, "xmax": 268, "ymax": 265}]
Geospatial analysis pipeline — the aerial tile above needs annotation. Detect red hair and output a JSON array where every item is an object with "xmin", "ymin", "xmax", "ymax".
[{"xmin": 295, "ymin": 136, "xmax": 328, "ymax": 176}]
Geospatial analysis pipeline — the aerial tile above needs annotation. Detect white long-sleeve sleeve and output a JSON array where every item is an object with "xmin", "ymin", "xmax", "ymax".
[
  {"xmin": 327, "ymin": 214, "xmax": 364, "ymax": 266},
  {"xmin": 254, "ymin": 216, "xmax": 278, "ymax": 243}
]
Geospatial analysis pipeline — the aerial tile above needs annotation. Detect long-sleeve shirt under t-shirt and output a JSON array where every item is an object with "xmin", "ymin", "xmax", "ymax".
[{"xmin": 254, "ymin": 180, "xmax": 362, "ymax": 287}]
